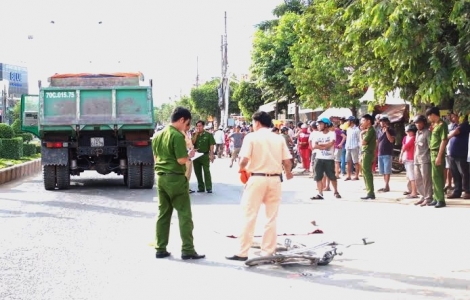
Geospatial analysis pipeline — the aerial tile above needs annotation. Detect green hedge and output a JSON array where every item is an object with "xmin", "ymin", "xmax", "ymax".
[
  {"xmin": 0, "ymin": 137, "xmax": 23, "ymax": 159},
  {"xmin": 11, "ymin": 119, "xmax": 22, "ymax": 134},
  {"xmin": 23, "ymin": 143, "xmax": 36, "ymax": 157},
  {"xmin": 35, "ymin": 144, "xmax": 41, "ymax": 154},
  {"xmin": 18, "ymin": 133, "xmax": 33, "ymax": 143},
  {"xmin": 0, "ymin": 124, "xmax": 14, "ymax": 139}
]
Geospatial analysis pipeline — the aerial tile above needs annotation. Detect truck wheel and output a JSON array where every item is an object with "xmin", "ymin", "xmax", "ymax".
[
  {"xmin": 127, "ymin": 164, "xmax": 141, "ymax": 189},
  {"xmin": 56, "ymin": 165, "xmax": 70, "ymax": 190},
  {"xmin": 123, "ymin": 174, "xmax": 128, "ymax": 186},
  {"xmin": 141, "ymin": 164, "xmax": 155, "ymax": 189},
  {"xmin": 43, "ymin": 165, "xmax": 56, "ymax": 190}
]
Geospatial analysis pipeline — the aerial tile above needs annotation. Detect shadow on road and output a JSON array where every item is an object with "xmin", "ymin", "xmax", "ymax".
[{"xmin": 0, "ymin": 209, "xmax": 74, "ymax": 220}]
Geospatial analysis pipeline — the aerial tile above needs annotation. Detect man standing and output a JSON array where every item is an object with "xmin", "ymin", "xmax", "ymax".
[
  {"xmin": 310, "ymin": 118, "xmax": 341, "ymax": 200},
  {"xmin": 192, "ymin": 120, "xmax": 216, "ymax": 193},
  {"xmin": 226, "ymin": 111, "xmax": 293, "ymax": 261},
  {"xmin": 426, "ymin": 107, "xmax": 449, "ymax": 208},
  {"xmin": 213, "ymin": 126, "xmax": 225, "ymax": 158},
  {"xmin": 334, "ymin": 123, "xmax": 346, "ymax": 178},
  {"xmin": 229, "ymin": 126, "xmax": 244, "ymax": 168},
  {"xmin": 447, "ymin": 112, "xmax": 470, "ymax": 199},
  {"xmin": 152, "ymin": 107, "xmax": 204, "ymax": 260},
  {"xmin": 344, "ymin": 116, "xmax": 361, "ymax": 181},
  {"xmin": 413, "ymin": 115, "xmax": 433, "ymax": 206},
  {"xmin": 359, "ymin": 114, "xmax": 377, "ymax": 200},
  {"xmin": 377, "ymin": 115, "xmax": 396, "ymax": 192}
]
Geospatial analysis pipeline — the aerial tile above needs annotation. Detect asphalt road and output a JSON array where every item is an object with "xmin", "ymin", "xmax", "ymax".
[{"xmin": 1, "ymin": 158, "xmax": 470, "ymax": 300}]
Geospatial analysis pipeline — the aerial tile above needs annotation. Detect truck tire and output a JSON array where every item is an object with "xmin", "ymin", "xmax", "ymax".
[
  {"xmin": 141, "ymin": 164, "xmax": 155, "ymax": 189},
  {"xmin": 127, "ymin": 164, "xmax": 141, "ymax": 189},
  {"xmin": 123, "ymin": 174, "xmax": 128, "ymax": 186},
  {"xmin": 43, "ymin": 165, "xmax": 56, "ymax": 190},
  {"xmin": 56, "ymin": 165, "xmax": 70, "ymax": 190}
]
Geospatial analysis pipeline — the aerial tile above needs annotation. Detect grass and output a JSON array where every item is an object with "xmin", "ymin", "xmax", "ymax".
[{"xmin": 0, "ymin": 154, "xmax": 41, "ymax": 169}]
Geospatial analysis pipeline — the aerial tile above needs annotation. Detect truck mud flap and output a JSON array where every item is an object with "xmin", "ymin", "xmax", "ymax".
[
  {"xmin": 127, "ymin": 145, "xmax": 154, "ymax": 165},
  {"xmin": 41, "ymin": 146, "xmax": 69, "ymax": 166}
]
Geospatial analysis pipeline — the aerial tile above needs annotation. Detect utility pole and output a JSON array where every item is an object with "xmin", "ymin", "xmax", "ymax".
[
  {"xmin": 219, "ymin": 11, "xmax": 229, "ymax": 128},
  {"xmin": 195, "ymin": 56, "xmax": 200, "ymax": 88}
]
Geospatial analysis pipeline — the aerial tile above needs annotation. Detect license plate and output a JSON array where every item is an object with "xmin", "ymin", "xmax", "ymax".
[{"xmin": 90, "ymin": 137, "xmax": 104, "ymax": 147}]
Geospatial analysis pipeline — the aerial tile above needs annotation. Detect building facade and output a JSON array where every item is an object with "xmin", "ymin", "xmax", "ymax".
[{"xmin": 0, "ymin": 63, "xmax": 29, "ymax": 123}]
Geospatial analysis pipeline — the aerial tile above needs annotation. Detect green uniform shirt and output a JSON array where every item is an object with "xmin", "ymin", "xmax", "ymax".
[
  {"xmin": 152, "ymin": 125, "xmax": 188, "ymax": 174},
  {"xmin": 430, "ymin": 121, "xmax": 448, "ymax": 151},
  {"xmin": 193, "ymin": 131, "xmax": 216, "ymax": 153},
  {"xmin": 362, "ymin": 126, "xmax": 377, "ymax": 154}
]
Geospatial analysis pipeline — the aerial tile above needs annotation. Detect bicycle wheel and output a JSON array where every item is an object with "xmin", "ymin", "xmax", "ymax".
[
  {"xmin": 317, "ymin": 251, "xmax": 335, "ymax": 266},
  {"xmin": 245, "ymin": 255, "xmax": 286, "ymax": 267}
]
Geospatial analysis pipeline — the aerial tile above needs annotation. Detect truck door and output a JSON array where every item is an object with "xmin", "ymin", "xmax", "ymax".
[{"xmin": 21, "ymin": 94, "xmax": 40, "ymax": 137}]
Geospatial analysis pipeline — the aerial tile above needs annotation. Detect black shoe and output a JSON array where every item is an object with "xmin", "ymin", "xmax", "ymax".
[
  {"xmin": 435, "ymin": 201, "xmax": 447, "ymax": 208},
  {"xmin": 361, "ymin": 195, "xmax": 375, "ymax": 200},
  {"xmin": 197, "ymin": 190, "xmax": 205, "ymax": 193},
  {"xmin": 427, "ymin": 201, "xmax": 437, "ymax": 206},
  {"xmin": 225, "ymin": 255, "xmax": 248, "ymax": 261},
  {"xmin": 207, "ymin": 190, "xmax": 212, "ymax": 193},
  {"xmin": 181, "ymin": 253, "xmax": 205, "ymax": 260},
  {"xmin": 155, "ymin": 251, "xmax": 171, "ymax": 259},
  {"xmin": 189, "ymin": 189, "xmax": 195, "ymax": 194}
]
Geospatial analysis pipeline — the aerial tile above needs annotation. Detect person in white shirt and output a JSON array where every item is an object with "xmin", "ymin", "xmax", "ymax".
[
  {"xmin": 310, "ymin": 118, "xmax": 342, "ymax": 200},
  {"xmin": 213, "ymin": 126, "xmax": 225, "ymax": 158}
]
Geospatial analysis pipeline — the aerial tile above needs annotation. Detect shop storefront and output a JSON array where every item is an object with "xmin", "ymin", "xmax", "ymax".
[{"xmin": 0, "ymin": 63, "xmax": 29, "ymax": 123}]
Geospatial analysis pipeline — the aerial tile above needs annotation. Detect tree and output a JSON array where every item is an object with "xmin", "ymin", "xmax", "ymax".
[
  {"xmin": 341, "ymin": 0, "xmax": 470, "ymax": 106},
  {"xmin": 251, "ymin": 11, "xmax": 302, "ymax": 119},
  {"xmin": 190, "ymin": 79, "xmax": 220, "ymax": 123},
  {"xmin": 288, "ymin": 0, "xmax": 362, "ymax": 109},
  {"xmin": 232, "ymin": 81, "xmax": 264, "ymax": 120}
]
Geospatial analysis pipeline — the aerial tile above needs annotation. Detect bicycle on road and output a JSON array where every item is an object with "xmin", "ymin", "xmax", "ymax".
[{"xmin": 245, "ymin": 237, "xmax": 374, "ymax": 267}]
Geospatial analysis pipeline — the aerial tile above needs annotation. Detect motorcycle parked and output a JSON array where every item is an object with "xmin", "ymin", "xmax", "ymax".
[{"xmin": 391, "ymin": 148, "xmax": 405, "ymax": 174}]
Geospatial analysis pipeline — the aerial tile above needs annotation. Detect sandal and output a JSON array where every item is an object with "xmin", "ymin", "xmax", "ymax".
[
  {"xmin": 334, "ymin": 192, "xmax": 341, "ymax": 199},
  {"xmin": 323, "ymin": 187, "xmax": 331, "ymax": 192},
  {"xmin": 406, "ymin": 195, "xmax": 418, "ymax": 199},
  {"xmin": 344, "ymin": 177, "xmax": 351, "ymax": 181},
  {"xmin": 310, "ymin": 194, "xmax": 324, "ymax": 200},
  {"xmin": 378, "ymin": 188, "xmax": 390, "ymax": 192}
]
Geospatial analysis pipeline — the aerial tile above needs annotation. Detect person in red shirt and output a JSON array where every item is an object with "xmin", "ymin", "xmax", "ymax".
[
  {"xmin": 297, "ymin": 124, "xmax": 311, "ymax": 171},
  {"xmin": 400, "ymin": 124, "xmax": 417, "ymax": 198}
]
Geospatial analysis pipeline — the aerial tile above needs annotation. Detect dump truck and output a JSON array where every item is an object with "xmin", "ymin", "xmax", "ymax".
[{"xmin": 20, "ymin": 72, "xmax": 155, "ymax": 190}]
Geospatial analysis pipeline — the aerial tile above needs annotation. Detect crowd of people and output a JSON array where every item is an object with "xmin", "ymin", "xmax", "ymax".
[{"xmin": 150, "ymin": 106, "xmax": 469, "ymax": 262}]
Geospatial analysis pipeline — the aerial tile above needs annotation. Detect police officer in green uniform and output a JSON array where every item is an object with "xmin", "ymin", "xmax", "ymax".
[
  {"xmin": 152, "ymin": 107, "xmax": 205, "ymax": 259},
  {"xmin": 426, "ymin": 107, "xmax": 449, "ymax": 208},
  {"xmin": 191, "ymin": 120, "xmax": 216, "ymax": 193},
  {"xmin": 360, "ymin": 114, "xmax": 377, "ymax": 200}
]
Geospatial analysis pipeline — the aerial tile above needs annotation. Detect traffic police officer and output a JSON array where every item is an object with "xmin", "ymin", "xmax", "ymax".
[
  {"xmin": 152, "ymin": 107, "xmax": 205, "ymax": 259},
  {"xmin": 426, "ymin": 107, "xmax": 449, "ymax": 208},
  {"xmin": 360, "ymin": 114, "xmax": 377, "ymax": 200},
  {"xmin": 192, "ymin": 121, "xmax": 216, "ymax": 193}
]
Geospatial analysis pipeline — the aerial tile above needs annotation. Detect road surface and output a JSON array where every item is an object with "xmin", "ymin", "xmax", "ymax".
[{"xmin": 1, "ymin": 158, "xmax": 469, "ymax": 299}]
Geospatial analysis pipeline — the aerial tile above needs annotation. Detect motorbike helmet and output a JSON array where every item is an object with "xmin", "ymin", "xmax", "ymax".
[
  {"xmin": 317, "ymin": 117, "xmax": 332, "ymax": 127},
  {"xmin": 280, "ymin": 126, "xmax": 289, "ymax": 133},
  {"xmin": 406, "ymin": 124, "xmax": 418, "ymax": 133},
  {"xmin": 413, "ymin": 114, "xmax": 427, "ymax": 124}
]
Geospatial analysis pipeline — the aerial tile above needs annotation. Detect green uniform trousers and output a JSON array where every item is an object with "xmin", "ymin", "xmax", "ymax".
[
  {"xmin": 156, "ymin": 174, "xmax": 195, "ymax": 254},
  {"xmin": 431, "ymin": 151, "xmax": 445, "ymax": 202},
  {"xmin": 192, "ymin": 154, "xmax": 212, "ymax": 191},
  {"xmin": 362, "ymin": 152, "xmax": 375, "ymax": 197}
]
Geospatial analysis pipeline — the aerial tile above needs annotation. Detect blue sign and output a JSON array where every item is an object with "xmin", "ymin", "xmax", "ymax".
[{"xmin": 10, "ymin": 72, "xmax": 22, "ymax": 82}]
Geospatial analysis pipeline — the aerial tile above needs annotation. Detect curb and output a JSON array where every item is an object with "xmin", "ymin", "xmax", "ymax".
[{"xmin": 0, "ymin": 159, "xmax": 42, "ymax": 185}]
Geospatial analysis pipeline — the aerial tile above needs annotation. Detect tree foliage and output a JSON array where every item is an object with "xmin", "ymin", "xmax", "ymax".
[
  {"xmin": 288, "ymin": 0, "xmax": 361, "ymax": 109},
  {"xmin": 232, "ymin": 81, "xmax": 264, "ymax": 120},
  {"xmin": 341, "ymin": 0, "xmax": 470, "ymax": 106},
  {"xmin": 190, "ymin": 79, "xmax": 220, "ymax": 122}
]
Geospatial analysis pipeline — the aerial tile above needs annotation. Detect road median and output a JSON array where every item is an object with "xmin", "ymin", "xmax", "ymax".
[{"xmin": 0, "ymin": 159, "xmax": 41, "ymax": 186}]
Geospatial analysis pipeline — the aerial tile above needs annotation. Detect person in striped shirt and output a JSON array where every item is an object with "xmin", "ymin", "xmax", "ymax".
[{"xmin": 344, "ymin": 116, "xmax": 361, "ymax": 181}]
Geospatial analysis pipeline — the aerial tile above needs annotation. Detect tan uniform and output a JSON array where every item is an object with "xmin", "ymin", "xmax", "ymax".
[
  {"xmin": 182, "ymin": 131, "xmax": 193, "ymax": 181},
  {"xmin": 237, "ymin": 127, "xmax": 292, "ymax": 257}
]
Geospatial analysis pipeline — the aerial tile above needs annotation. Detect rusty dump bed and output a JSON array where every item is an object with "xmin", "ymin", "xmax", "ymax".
[{"xmin": 49, "ymin": 72, "xmax": 144, "ymax": 87}]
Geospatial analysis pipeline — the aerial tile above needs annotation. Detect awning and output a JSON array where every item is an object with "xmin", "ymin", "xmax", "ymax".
[
  {"xmin": 380, "ymin": 104, "xmax": 407, "ymax": 123},
  {"xmin": 299, "ymin": 108, "xmax": 314, "ymax": 114},
  {"xmin": 259, "ymin": 101, "xmax": 276, "ymax": 113},
  {"xmin": 317, "ymin": 107, "xmax": 352, "ymax": 120},
  {"xmin": 360, "ymin": 87, "xmax": 409, "ymax": 104}
]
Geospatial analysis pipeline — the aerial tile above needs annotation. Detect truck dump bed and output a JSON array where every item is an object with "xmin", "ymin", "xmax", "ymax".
[{"xmin": 41, "ymin": 73, "xmax": 153, "ymax": 126}]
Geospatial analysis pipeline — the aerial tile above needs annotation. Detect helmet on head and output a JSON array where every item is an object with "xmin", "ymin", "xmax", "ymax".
[
  {"xmin": 406, "ymin": 124, "xmax": 418, "ymax": 133},
  {"xmin": 318, "ymin": 117, "xmax": 332, "ymax": 127},
  {"xmin": 280, "ymin": 126, "xmax": 288, "ymax": 133},
  {"xmin": 413, "ymin": 115, "xmax": 427, "ymax": 124}
]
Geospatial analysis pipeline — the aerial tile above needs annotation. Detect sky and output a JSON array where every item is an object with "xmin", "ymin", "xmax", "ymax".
[{"xmin": 0, "ymin": 0, "xmax": 282, "ymax": 105}]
